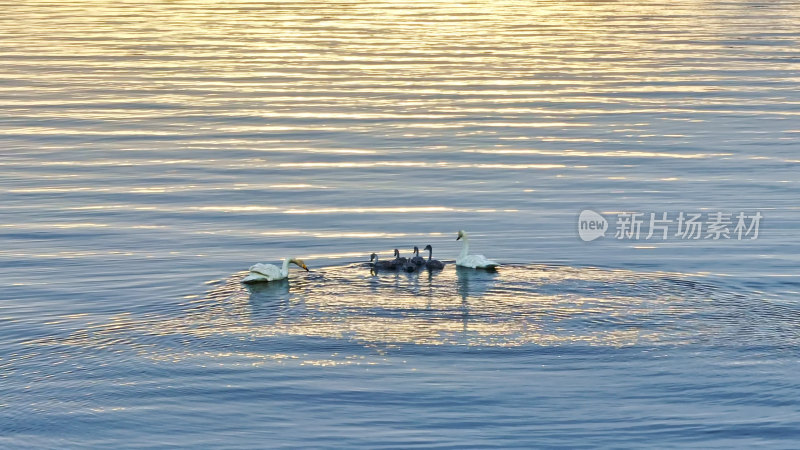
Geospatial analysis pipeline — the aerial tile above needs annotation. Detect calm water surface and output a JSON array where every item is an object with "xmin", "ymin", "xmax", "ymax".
[{"xmin": 2, "ymin": 1, "xmax": 799, "ymax": 447}]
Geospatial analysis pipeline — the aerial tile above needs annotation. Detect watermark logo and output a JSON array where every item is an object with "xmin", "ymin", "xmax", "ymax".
[
  {"xmin": 579, "ymin": 210, "xmax": 762, "ymax": 242},
  {"xmin": 578, "ymin": 210, "xmax": 608, "ymax": 241}
]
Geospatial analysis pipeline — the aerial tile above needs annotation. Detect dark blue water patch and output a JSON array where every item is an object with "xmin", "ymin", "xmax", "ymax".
[{"xmin": 6, "ymin": 343, "xmax": 798, "ymax": 448}]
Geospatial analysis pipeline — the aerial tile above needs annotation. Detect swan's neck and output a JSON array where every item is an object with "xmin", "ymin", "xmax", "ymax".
[
  {"xmin": 281, "ymin": 258, "xmax": 291, "ymax": 275},
  {"xmin": 458, "ymin": 237, "xmax": 470, "ymax": 260},
  {"xmin": 427, "ymin": 248, "xmax": 433, "ymax": 261}
]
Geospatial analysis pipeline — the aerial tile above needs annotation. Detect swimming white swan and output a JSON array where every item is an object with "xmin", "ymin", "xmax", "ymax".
[
  {"xmin": 455, "ymin": 230, "xmax": 499, "ymax": 269},
  {"xmin": 242, "ymin": 257, "xmax": 308, "ymax": 283}
]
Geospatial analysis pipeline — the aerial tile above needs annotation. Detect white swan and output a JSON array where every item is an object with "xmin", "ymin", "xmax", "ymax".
[
  {"xmin": 455, "ymin": 230, "xmax": 499, "ymax": 269},
  {"xmin": 242, "ymin": 257, "xmax": 308, "ymax": 283}
]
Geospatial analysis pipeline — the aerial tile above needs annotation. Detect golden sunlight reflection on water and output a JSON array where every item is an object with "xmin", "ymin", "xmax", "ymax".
[
  {"xmin": 19, "ymin": 263, "xmax": 731, "ymax": 370},
  {"xmin": 2, "ymin": 1, "xmax": 799, "ymax": 446}
]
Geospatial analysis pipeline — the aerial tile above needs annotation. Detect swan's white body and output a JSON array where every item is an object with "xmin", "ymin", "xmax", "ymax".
[
  {"xmin": 243, "ymin": 258, "xmax": 307, "ymax": 283},
  {"xmin": 455, "ymin": 231, "xmax": 499, "ymax": 269}
]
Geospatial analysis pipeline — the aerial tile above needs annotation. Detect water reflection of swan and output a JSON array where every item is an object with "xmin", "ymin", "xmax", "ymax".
[
  {"xmin": 456, "ymin": 267, "xmax": 499, "ymax": 335},
  {"xmin": 422, "ymin": 269, "xmax": 439, "ymax": 308},
  {"xmin": 243, "ymin": 258, "xmax": 308, "ymax": 283},
  {"xmin": 456, "ymin": 266, "xmax": 498, "ymax": 301},
  {"xmin": 455, "ymin": 230, "xmax": 499, "ymax": 269},
  {"xmin": 244, "ymin": 278, "xmax": 292, "ymax": 321},
  {"xmin": 245, "ymin": 277, "xmax": 290, "ymax": 298}
]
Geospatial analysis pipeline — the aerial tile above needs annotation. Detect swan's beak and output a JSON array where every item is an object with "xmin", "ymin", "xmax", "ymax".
[
  {"xmin": 301, "ymin": 264, "xmax": 309, "ymax": 271},
  {"xmin": 456, "ymin": 235, "xmax": 461, "ymax": 241}
]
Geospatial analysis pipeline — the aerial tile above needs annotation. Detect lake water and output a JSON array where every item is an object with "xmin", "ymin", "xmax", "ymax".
[{"xmin": 2, "ymin": 0, "xmax": 799, "ymax": 447}]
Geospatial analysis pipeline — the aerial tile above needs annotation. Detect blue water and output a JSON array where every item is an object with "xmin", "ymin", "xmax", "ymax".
[{"xmin": 2, "ymin": 0, "xmax": 799, "ymax": 447}]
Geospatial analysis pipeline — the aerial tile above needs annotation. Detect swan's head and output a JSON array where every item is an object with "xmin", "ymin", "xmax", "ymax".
[
  {"xmin": 413, "ymin": 246, "xmax": 419, "ymax": 255},
  {"xmin": 423, "ymin": 244, "xmax": 433, "ymax": 252},
  {"xmin": 394, "ymin": 248, "xmax": 400, "ymax": 257},
  {"xmin": 456, "ymin": 230, "xmax": 466, "ymax": 241},
  {"xmin": 289, "ymin": 258, "xmax": 309, "ymax": 271},
  {"xmin": 370, "ymin": 253, "xmax": 377, "ymax": 262}
]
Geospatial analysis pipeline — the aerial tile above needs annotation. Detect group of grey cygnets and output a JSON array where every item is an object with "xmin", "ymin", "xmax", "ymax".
[{"xmin": 370, "ymin": 245, "xmax": 445, "ymax": 272}]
